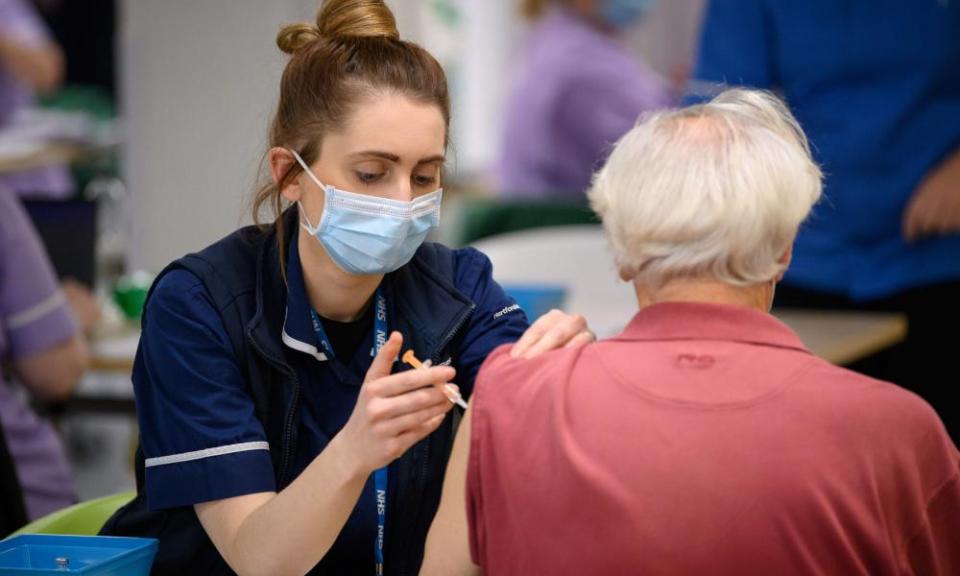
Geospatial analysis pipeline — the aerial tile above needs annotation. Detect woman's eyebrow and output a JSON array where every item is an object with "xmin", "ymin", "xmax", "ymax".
[
  {"xmin": 348, "ymin": 151, "xmax": 445, "ymax": 165},
  {"xmin": 349, "ymin": 150, "xmax": 400, "ymax": 162},
  {"xmin": 416, "ymin": 155, "xmax": 446, "ymax": 165}
]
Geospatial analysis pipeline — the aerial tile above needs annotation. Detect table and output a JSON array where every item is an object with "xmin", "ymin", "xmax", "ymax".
[
  {"xmin": 776, "ymin": 310, "xmax": 907, "ymax": 366},
  {"xmin": 0, "ymin": 142, "xmax": 88, "ymax": 174},
  {"xmin": 69, "ymin": 330, "xmax": 140, "ymax": 414},
  {"xmin": 89, "ymin": 329, "xmax": 140, "ymax": 374}
]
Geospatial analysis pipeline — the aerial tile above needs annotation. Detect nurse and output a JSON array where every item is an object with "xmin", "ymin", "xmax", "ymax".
[{"xmin": 101, "ymin": 1, "xmax": 592, "ymax": 574}]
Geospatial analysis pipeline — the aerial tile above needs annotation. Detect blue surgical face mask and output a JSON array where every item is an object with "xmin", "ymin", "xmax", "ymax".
[
  {"xmin": 600, "ymin": 0, "xmax": 658, "ymax": 29},
  {"xmin": 291, "ymin": 150, "xmax": 442, "ymax": 276}
]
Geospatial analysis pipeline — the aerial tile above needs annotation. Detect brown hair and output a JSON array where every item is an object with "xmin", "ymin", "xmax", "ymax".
[
  {"xmin": 252, "ymin": 0, "xmax": 450, "ymax": 276},
  {"xmin": 521, "ymin": 0, "xmax": 551, "ymax": 20}
]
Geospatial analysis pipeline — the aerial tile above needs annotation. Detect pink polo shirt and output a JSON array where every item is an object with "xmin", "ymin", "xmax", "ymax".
[{"xmin": 467, "ymin": 302, "xmax": 960, "ymax": 575}]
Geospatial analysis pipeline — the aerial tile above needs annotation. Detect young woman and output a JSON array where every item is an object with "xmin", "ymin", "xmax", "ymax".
[{"xmin": 102, "ymin": 1, "xmax": 591, "ymax": 574}]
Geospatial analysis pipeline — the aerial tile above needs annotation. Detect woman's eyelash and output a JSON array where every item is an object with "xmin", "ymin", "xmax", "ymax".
[{"xmin": 356, "ymin": 171, "xmax": 382, "ymax": 183}]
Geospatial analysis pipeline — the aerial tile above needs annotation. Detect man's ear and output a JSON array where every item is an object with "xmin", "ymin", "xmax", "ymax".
[{"xmin": 775, "ymin": 244, "xmax": 793, "ymax": 282}]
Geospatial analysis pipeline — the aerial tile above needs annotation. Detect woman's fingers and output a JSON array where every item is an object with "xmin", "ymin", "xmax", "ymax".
[
  {"xmin": 391, "ymin": 413, "xmax": 448, "ymax": 454},
  {"xmin": 378, "ymin": 399, "xmax": 452, "ymax": 437},
  {"xmin": 515, "ymin": 312, "xmax": 589, "ymax": 359},
  {"xmin": 368, "ymin": 384, "xmax": 452, "ymax": 421},
  {"xmin": 563, "ymin": 330, "xmax": 596, "ymax": 349},
  {"xmin": 371, "ymin": 366, "xmax": 455, "ymax": 397},
  {"xmin": 509, "ymin": 309, "xmax": 557, "ymax": 358},
  {"xmin": 364, "ymin": 331, "xmax": 404, "ymax": 383}
]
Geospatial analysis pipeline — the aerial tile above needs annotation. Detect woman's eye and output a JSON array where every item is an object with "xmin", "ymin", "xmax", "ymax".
[
  {"xmin": 414, "ymin": 175, "xmax": 438, "ymax": 187},
  {"xmin": 356, "ymin": 171, "xmax": 382, "ymax": 184}
]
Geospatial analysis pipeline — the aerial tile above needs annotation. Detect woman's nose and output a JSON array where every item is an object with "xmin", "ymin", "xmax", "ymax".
[{"xmin": 395, "ymin": 178, "xmax": 414, "ymax": 202}]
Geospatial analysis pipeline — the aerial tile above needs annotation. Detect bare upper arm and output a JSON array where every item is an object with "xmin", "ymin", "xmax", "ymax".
[
  {"xmin": 195, "ymin": 491, "xmax": 275, "ymax": 571},
  {"xmin": 420, "ymin": 406, "xmax": 481, "ymax": 576}
]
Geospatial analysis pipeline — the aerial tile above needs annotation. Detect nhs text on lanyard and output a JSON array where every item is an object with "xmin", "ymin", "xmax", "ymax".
[{"xmin": 310, "ymin": 288, "xmax": 389, "ymax": 575}]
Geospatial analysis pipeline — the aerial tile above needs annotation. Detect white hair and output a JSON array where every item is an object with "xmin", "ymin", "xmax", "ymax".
[{"xmin": 588, "ymin": 89, "xmax": 823, "ymax": 289}]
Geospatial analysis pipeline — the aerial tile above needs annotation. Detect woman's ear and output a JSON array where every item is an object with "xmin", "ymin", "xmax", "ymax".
[{"xmin": 268, "ymin": 147, "xmax": 303, "ymax": 202}]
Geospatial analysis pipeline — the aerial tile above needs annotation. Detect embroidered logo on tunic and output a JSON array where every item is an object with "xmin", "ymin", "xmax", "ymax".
[{"xmin": 493, "ymin": 304, "xmax": 521, "ymax": 319}]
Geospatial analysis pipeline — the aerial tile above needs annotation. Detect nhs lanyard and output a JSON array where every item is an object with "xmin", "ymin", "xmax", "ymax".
[{"xmin": 310, "ymin": 288, "xmax": 389, "ymax": 575}]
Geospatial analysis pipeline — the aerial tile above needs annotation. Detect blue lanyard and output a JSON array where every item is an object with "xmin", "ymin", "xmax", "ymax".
[{"xmin": 310, "ymin": 288, "xmax": 389, "ymax": 575}]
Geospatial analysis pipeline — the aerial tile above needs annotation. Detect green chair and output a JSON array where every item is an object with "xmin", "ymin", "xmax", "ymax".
[
  {"xmin": 455, "ymin": 198, "xmax": 599, "ymax": 246},
  {"xmin": 10, "ymin": 491, "xmax": 135, "ymax": 537}
]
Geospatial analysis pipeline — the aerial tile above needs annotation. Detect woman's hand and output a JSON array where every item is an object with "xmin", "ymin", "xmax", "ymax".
[
  {"xmin": 339, "ymin": 331, "xmax": 457, "ymax": 475},
  {"xmin": 510, "ymin": 309, "xmax": 595, "ymax": 359}
]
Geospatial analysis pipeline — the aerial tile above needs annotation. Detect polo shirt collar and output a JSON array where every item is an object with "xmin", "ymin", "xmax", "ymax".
[{"xmin": 615, "ymin": 301, "xmax": 810, "ymax": 355}]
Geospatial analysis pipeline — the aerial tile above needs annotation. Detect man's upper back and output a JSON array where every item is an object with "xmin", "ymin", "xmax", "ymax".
[{"xmin": 467, "ymin": 302, "xmax": 960, "ymax": 575}]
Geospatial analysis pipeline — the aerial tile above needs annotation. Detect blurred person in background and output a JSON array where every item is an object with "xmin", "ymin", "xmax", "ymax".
[
  {"xmin": 0, "ymin": 0, "xmax": 72, "ymax": 199},
  {"xmin": 690, "ymin": 0, "xmax": 960, "ymax": 442},
  {"xmin": 0, "ymin": 188, "xmax": 95, "ymax": 522},
  {"xmin": 497, "ymin": 0, "xmax": 672, "ymax": 200},
  {"xmin": 422, "ymin": 90, "xmax": 960, "ymax": 576}
]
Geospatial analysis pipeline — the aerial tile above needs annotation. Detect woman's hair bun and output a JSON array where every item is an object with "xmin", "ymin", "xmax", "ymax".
[
  {"xmin": 277, "ymin": 0, "xmax": 399, "ymax": 55},
  {"xmin": 276, "ymin": 23, "xmax": 322, "ymax": 55},
  {"xmin": 317, "ymin": 0, "xmax": 399, "ymax": 41}
]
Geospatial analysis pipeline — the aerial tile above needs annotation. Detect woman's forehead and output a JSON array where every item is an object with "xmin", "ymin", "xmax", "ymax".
[{"xmin": 324, "ymin": 93, "xmax": 446, "ymax": 162}]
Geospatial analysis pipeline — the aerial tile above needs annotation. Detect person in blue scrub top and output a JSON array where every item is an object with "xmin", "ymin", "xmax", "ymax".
[
  {"xmin": 690, "ymin": 0, "xmax": 960, "ymax": 442},
  {"xmin": 100, "ymin": 1, "xmax": 593, "ymax": 575}
]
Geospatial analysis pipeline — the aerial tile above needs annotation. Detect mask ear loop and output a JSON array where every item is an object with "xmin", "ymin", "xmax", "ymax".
[{"xmin": 290, "ymin": 149, "xmax": 328, "ymax": 234}]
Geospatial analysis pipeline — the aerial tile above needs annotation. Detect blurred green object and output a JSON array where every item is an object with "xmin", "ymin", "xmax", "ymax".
[
  {"xmin": 457, "ymin": 198, "xmax": 598, "ymax": 246},
  {"xmin": 113, "ymin": 272, "xmax": 154, "ymax": 322},
  {"xmin": 38, "ymin": 85, "xmax": 115, "ymax": 121},
  {"xmin": 10, "ymin": 491, "xmax": 135, "ymax": 537}
]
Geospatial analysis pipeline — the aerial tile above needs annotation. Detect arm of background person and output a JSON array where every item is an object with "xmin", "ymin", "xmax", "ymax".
[
  {"xmin": 0, "ymin": 0, "xmax": 64, "ymax": 93},
  {"xmin": 0, "ymin": 191, "xmax": 86, "ymax": 402}
]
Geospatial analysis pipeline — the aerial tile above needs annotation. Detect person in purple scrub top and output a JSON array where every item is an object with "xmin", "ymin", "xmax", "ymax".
[
  {"xmin": 0, "ymin": 188, "xmax": 92, "ymax": 522},
  {"xmin": 497, "ymin": 0, "xmax": 672, "ymax": 200},
  {"xmin": 0, "ymin": 0, "xmax": 72, "ymax": 199}
]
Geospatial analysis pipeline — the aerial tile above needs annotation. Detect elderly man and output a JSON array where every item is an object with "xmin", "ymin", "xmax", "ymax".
[{"xmin": 420, "ymin": 90, "xmax": 960, "ymax": 575}]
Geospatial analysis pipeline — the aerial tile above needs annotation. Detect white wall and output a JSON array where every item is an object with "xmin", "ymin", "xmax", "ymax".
[
  {"xmin": 630, "ymin": 0, "xmax": 707, "ymax": 81},
  {"xmin": 121, "ymin": 0, "xmax": 287, "ymax": 271}
]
